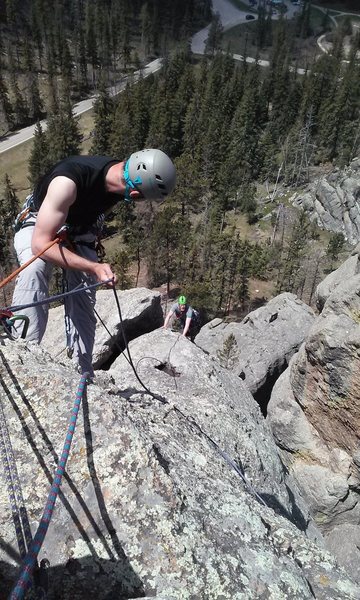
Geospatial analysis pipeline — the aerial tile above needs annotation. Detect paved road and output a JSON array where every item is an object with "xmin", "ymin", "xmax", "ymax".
[
  {"xmin": 192, "ymin": 0, "xmax": 299, "ymax": 55},
  {"xmin": 0, "ymin": 1, "xmax": 315, "ymax": 154},
  {"xmin": 0, "ymin": 58, "xmax": 162, "ymax": 154}
]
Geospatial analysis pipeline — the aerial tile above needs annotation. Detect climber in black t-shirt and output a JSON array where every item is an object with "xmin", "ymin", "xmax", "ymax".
[{"xmin": 12, "ymin": 151, "xmax": 176, "ymax": 377}]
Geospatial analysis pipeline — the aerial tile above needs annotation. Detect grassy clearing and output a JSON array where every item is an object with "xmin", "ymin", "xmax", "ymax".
[
  {"xmin": 222, "ymin": 20, "xmax": 323, "ymax": 68},
  {"xmin": 0, "ymin": 109, "xmax": 96, "ymax": 202},
  {"xmin": 0, "ymin": 140, "xmax": 33, "ymax": 200}
]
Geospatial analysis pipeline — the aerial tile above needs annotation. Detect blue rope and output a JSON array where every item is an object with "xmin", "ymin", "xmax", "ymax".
[
  {"xmin": 9, "ymin": 373, "xmax": 89, "ymax": 600},
  {"xmin": 0, "ymin": 396, "xmax": 33, "ymax": 558},
  {"xmin": 1, "ymin": 279, "xmax": 113, "ymax": 313}
]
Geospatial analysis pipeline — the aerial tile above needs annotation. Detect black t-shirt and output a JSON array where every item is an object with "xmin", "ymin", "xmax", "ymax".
[{"xmin": 32, "ymin": 155, "xmax": 121, "ymax": 230}]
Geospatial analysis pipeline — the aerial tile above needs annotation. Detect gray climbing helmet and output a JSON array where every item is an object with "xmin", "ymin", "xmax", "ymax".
[{"xmin": 124, "ymin": 149, "xmax": 176, "ymax": 202}]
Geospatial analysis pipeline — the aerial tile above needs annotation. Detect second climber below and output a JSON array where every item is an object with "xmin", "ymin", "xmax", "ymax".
[
  {"xmin": 12, "ymin": 150, "xmax": 176, "ymax": 378},
  {"xmin": 163, "ymin": 295, "xmax": 200, "ymax": 342}
]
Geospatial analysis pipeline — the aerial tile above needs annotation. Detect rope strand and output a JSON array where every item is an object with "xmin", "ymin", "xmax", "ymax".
[{"xmin": 9, "ymin": 373, "xmax": 89, "ymax": 600}]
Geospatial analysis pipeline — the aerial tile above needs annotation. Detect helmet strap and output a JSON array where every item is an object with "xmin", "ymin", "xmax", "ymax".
[{"xmin": 123, "ymin": 159, "xmax": 143, "ymax": 201}]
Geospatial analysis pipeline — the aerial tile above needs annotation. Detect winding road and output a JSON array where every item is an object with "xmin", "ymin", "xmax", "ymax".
[
  {"xmin": 0, "ymin": 0, "xmax": 343, "ymax": 154},
  {"xmin": 0, "ymin": 59, "xmax": 163, "ymax": 154}
]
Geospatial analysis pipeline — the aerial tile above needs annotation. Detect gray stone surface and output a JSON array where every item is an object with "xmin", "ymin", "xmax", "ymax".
[
  {"xmin": 41, "ymin": 287, "xmax": 163, "ymax": 369},
  {"xmin": 293, "ymin": 160, "xmax": 360, "ymax": 244},
  {"xmin": 315, "ymin": 254, "xmax": 360, "ymax": 312},
  {"xmin": 0, "ymin": 332, "xmax": 358, "ymax": 599},
  {"xmin": 267, "ymin": 268, "xmax": 360, "ymax": 584},
  {"xmin": 195, "ymin": 293, "xmax": 315, "ymax": 395}
]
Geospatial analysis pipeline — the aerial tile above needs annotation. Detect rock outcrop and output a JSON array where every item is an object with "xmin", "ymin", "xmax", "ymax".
[
  {"xmin": 195, "ymin": 293, "xmax": 315, "ymax": 410},
  {"xmin": 293, "ymin": 158, "xmax": 360, "ymax": 244},
  {"xmin": 1, "ymin": 325, "xmax": 358, "ymax": 598},
  {"xmin": 267, "ymin": 264, "xmax": 360, "ymax": 583},
  {"xmin": 42, "ymin": 287, "xmax": 163, "ymax": 369},
  {"xmin": 315, "ymin": 254, "xmax": 360, "ymax": 311}
]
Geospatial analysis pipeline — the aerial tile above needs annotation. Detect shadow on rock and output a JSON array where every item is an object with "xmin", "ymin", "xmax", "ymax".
[{"xmin": 0, "ymin": 554, "xmax": 146, "ymax": 600}]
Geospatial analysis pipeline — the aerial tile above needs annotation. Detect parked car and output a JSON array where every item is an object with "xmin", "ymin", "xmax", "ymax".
[{"xmin": 245, "ymin": 14, "xmax": 255, "ymax": 20}]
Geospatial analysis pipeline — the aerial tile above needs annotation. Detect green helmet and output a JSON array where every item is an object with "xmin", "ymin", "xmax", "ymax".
[
  {"xmin": 124, "ymin": 148, "xmax": 176, "ymax": 202},
  {"xmin": 178, "ymin": 295, "xmax": 187, "ymax": 305}
]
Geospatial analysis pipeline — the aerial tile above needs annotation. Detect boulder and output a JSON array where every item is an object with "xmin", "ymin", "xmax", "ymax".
[
  {"xmin": 195, "ymin": 293, "xmax": 315, "ymax": 402},
  {"xmin": 41, "ymin": 287, "xmax": 164, "ymax": 369},
  {"xmin": 315, "ymin": 254, "xmax": 360, "ymax": 311}
]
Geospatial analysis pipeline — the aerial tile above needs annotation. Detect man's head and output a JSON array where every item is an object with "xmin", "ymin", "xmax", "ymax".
[
  {"xmin": 178, "ymin": 295, "xmax": 187, "ymax": 312},
  {"xmin": 123, "ymin": 149, "xmax": 176, "ymax": 203}
]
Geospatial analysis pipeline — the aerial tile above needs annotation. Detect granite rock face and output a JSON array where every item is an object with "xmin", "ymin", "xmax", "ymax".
[
  {"xmin": 293, "ymin": 159, "xmax": 360, "ymax": 244},
  {"xmin": 195, "ymin": 293, "xmax": 315, "ymax": 401},
  {"xmin": 315, "ymin": 254, "xmax": 360, "ymax": 311},
  {"xmin": 268, "ymin": 267, "xmax": 360, "ymax": 583},
  {"xmin": 41, "ymin": 287, "xmax": 164, "ymax": 369},
  {"xmin": 0, "ymin": 332, "xmax": 358, "ymax": 599}
]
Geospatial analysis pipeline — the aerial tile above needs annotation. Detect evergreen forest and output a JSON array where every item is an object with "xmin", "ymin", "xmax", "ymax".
[{"xmin": 1, "ymin": 0, "xmax": 359, "ymax": 321}]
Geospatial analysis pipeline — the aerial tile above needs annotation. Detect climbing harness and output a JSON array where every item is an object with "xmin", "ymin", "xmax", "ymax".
[
  {"xmin": 13, "ymin": 194, "xmax": 36, "ymax": 234},
  {"xmin": 8, "ymin": 373, "xmax": 89, "ymax": 600}
]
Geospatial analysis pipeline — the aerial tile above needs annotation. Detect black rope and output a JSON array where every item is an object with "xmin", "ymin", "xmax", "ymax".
[
  {"xmin": 1, "ymin": 279, "xmax": 112, "ymax": 313},
  {"xmin": 106, "ymin": 288, "xmax": 267, "ymax": 506}
]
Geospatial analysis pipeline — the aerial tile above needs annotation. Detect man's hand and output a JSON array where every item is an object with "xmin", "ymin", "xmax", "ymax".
[{"xmin": 91, "ymin": 262, "xmax": 117, "ymax": 286}]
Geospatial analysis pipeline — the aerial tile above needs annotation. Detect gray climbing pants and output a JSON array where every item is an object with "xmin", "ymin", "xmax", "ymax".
[{"xmin": 12, "ymin": 217, "xmax": 97, "ymax": 377}]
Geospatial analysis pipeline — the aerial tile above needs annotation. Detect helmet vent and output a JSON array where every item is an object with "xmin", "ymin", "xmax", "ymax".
[{"xmin": 137, "ymin": 163, "xmax": 147, "ymax": 170}]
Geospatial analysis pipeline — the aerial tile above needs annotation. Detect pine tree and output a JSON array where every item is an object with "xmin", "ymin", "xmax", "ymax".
[
  {"xmin": 74, "ymin": 21, "xmax": 89, "ymax": 95},
  {"xmin": 46, "ymin": 102, "xmax": 82, "ymax": 164},
  {"xmin": 10, "ymin": 78, "xmax": 29, "ymax": 128},
  {"xmin": 0, "ymin": 174, "xmax": 19, "ymax": 278},
  {"xmin": 236, "ymin": 241, "xmax": 251, "ymax": 310},
  {"xmin": 296, "ymin": 0, "xmax": 312, "ymax": 39},
  {"xmin": 28, "ymin": 121, "xmax": 51, "ymax": 186},
  {"xmin": 28, "ymin": 75, "xmax": 44, "ymax": 121},
  {"xmin": 284, "ymin": 109, "xmax": 315, "ymax": 186},
  {"xmin": 204, "ymin": 12, "xmax": 223, "ymax": 56},
  {"xmin": 277, "ymin": 211, "xmax": 310, "ymax": 293},
  {"xmin": 217, "ymin": 334, "xmax": 239, "ymax": 369},
  {"xmin": 108, "ymin": 248, "xmax": 133, "ymax": 290},
  {"xmin": 30, "ymin": 0, "xmax": 44, "ymax": 71},
  {"xmin": 140, "ymin": 2, "xmax": 153, "ymax": 58},
  {"xmin": 145, "ymin": 204, "xmax": 187, "ymax": 293},
  {"xmin": 317, "ymin": 41, "xmax": 359, "ymax": 163},
  {"xmin": 85, "ymin": 2, "xmax": 99, "ymax": 88},
  {"xmin": 130, "ymin": 76, "xmax": 151, "ymax": 150},
  {"xmin": 251, "ymin": 243, "xmax": 270, "ymax": 280},
  {"xmin": 257, "ymin": 125, "xmax": 280, "ymax": 182},
  {"xmin": 326, "ymin": 232, "xmax": 345, "ymax": 266},
  {"xmin": 90, "ymin": 77, "xmax": 113, "ymax": 155},
  {"xmin": 145, "ymin": 78, "xmax": 173, "ymax": 154},
  {"xmin": 0, "ymin": 71, "xmax": 14, "ymax": 131},
  {"xmin": 109, "ymin": 85, "xmax": 137, "ymax": 158}
]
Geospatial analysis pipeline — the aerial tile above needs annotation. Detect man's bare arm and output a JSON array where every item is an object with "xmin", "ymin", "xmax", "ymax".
[{"xmin": 31, "ymin": 176, "xmax": 117, "ymax": 283}]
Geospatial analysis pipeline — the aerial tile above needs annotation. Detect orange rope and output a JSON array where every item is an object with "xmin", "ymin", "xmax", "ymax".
[{"xmin": 0, "ymin": 237, "xmax": 61, "ymax": 291}]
